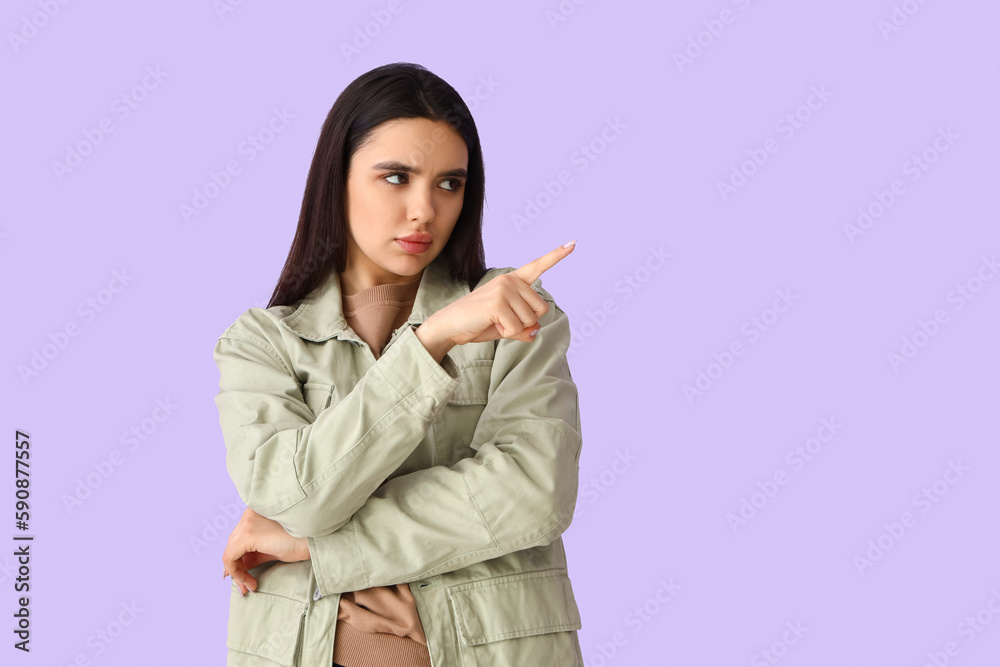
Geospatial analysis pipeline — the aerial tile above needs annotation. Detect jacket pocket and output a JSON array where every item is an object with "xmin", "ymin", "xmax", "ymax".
[
  {"xmin": 435, "ymin": 361, "xmax": 492, "ymax": 465},
  {"xmin": 446, "ymin": 569, "xmax": 583, "ymax": 666},
  {"xmin": 447, "ymin": 360, "xmax": 493, "ymax": 406},
  {"xmin": 226, "ymin": 584, "xmax": 307, "ymax": 666}
]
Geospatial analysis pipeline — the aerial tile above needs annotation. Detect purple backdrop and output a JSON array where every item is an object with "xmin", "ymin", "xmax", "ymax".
[{"xmin": 4, "ymin": 1, "xmax": 999, "ymax": 665}]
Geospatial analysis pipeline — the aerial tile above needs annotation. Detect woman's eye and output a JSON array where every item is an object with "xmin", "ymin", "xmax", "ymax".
[{"xmin": 384, "ymin": 173, "xmax": 463, "ymax": 191}]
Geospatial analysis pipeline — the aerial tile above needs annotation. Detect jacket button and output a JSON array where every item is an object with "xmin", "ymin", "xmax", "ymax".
[{"xmin": 313, "ymin": 587, "xmax": 321, "ymax": 601}]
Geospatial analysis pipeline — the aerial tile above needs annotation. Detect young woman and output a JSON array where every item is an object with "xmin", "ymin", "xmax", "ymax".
[{"xmin": 214, "ymin": 62, "xmax": 584, "ymax": 667}]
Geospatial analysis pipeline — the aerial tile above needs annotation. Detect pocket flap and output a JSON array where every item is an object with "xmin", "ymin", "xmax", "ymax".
[
  {"xmin": 448, "ymin": 569, "xmax": 582, "ymax": 645},
  {"xmin": 447, "ymin": 360, "xmax": 493, "ymax": 405},
  {"xmin": 226, "ymin": 585, "xmax": 307, "ymax": 666}
]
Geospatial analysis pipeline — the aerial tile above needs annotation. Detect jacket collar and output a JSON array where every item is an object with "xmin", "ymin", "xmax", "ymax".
[{"xmin": 279, "ymin": 252, "xmax": 468, "ymax": 342}]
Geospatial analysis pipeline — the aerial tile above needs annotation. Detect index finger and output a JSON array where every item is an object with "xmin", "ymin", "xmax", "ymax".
[{"xmin": 513, "ymin": 239, "xmax": 576, "ymax": 286}]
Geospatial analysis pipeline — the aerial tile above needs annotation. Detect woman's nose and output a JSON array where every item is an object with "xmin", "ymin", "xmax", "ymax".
[{"xmin": 406, "ymin": 187, "xmax": 435, "ymax": 222}]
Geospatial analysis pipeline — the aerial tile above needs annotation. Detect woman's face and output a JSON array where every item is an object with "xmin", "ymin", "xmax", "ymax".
[{"xmin": 341, "ymin": 117, "xmax": 469, "ymax": 294}]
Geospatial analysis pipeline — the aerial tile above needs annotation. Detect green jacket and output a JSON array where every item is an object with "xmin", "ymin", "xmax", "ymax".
[{"xmin": 212, "ymin": 252, "xmax": 585, "ymax": 666}]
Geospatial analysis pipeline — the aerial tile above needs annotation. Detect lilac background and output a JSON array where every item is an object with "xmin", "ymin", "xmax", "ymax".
[{"xmin": 4, "ymin": 1, "xmax": 999, "ymax": 665}]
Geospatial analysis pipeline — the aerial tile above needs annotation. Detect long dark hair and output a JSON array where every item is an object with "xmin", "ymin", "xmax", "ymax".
[{"xmin": 266, "ymin": 62, "xmax": 489, "ymax": 309}]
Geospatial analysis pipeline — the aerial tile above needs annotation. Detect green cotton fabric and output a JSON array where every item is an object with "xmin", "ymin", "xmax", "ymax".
[{"xmin": 212, "ymin": 252, "xmax": 585, "ymax": 666}]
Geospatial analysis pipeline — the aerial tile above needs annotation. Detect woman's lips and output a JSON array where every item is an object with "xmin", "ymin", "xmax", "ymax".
[{"xmin": 396, "ymin": 239, "xmax": 431, "ymax": 254}]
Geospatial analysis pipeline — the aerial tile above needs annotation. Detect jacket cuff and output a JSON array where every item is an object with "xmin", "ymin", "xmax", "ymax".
[
  {"xmin": 309, "ymin": 520, "xmax": 366, "ymax": 595},
  {"xmin": 372, "ymin": 324, "xmax": 461, "ymax": 419}
]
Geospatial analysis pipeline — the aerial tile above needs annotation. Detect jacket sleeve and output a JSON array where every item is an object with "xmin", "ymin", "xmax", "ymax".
[
  {"xmin": 213, "ymin": 316, "xmax": 462, "ymax": 538},
  {"xmin": 306, "ymin": 292, "xmax": 583, "ymax": 595}
]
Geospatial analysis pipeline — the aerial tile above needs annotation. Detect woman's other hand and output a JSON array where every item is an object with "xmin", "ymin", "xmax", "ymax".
[
  {"xmin": 417, "ymin": 240, "xmax": 576, "ymax": 356},
  {"xmin": 221, "ymin": 508, "xmax": 310, "ymax": 596}
]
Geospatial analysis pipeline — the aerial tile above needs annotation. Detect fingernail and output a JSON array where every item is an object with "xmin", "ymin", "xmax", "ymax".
[
  {"xmin": 562, "ymin": 239, "xmax": 576, "ymax": 248},
  {"xmin": 530, "ymin": 328, "xmax": 539, "ymax": 337}
]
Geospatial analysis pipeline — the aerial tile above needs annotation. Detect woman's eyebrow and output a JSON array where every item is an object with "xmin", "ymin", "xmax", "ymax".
[{"xmin": 371, "ymin": 160, "xmax": 468, "ymax": 179}]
